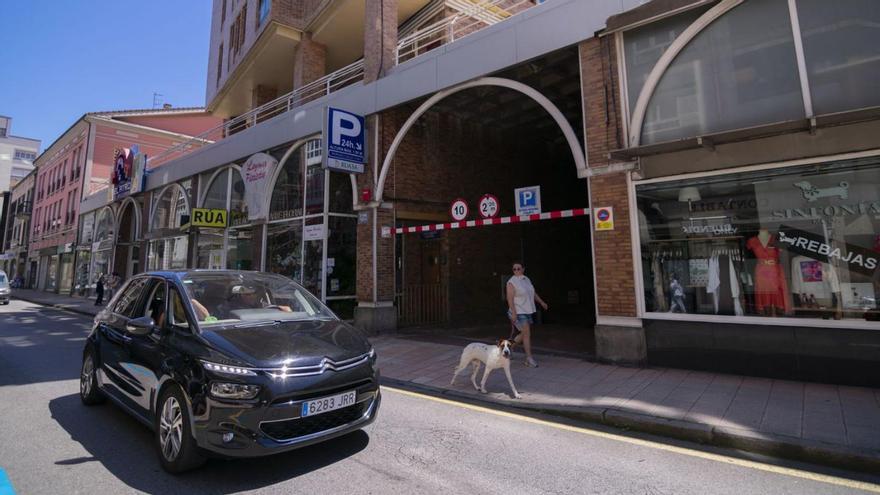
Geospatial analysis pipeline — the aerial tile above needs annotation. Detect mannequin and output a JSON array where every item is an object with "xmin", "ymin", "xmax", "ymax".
[
  {"xmin": 746, "ymin": 228, "xmax": 791, "ymax": 316},
  {"xmin": 668, "ymin": 275, "xmax": 687, "ymax": 313}
]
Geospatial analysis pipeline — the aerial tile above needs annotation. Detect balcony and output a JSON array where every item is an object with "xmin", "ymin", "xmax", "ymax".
[
  {"xmin": 148, "ymin": 0, "xmax": 536, "ymax": 171},
  {"xmin": 14, "ymin": 201, "xmax": 32, "ymax": 219}
]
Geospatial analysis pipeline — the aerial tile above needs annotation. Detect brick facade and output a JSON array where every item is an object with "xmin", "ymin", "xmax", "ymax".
[
  {"xmin": 579, "ymin": 37, "xmax": 636, "ymax": 319},
  {"xmin": 293, "ymin": 33, "xmax": 326, "ymax": 89},
  {"xmin": 363, "ymin": 0, "xmax": 398, "ymax": 83}
]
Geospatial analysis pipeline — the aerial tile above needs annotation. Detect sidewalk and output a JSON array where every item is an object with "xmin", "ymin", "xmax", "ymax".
[
  {"xmin": 11, "ymin": 289, "xmax": 880, "ymax": 472},
  {"xmin": 373, "ymin": 335, "xmax": 880, "ymax": 473},
  {"xmin": 12, "ymin": 289, "xmax": 101, "ymax": 317}
]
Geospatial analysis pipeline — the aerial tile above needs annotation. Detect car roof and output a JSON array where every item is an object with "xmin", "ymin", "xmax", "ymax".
[{"xmin": 136, "ymin": 270, "xmax": 272, "ymax": 282}]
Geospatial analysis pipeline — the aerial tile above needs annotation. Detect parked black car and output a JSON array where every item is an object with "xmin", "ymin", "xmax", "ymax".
[{"xmin": 80, "ymin": 270, "xmax": 380, "ymax": 473}]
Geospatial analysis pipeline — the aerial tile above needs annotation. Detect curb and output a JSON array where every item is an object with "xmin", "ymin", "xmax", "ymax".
[
  {"xmin": 11, "ymin": 295, "xmax": 98, "ymax": 318},
  {"xmin": 381, "ymin": 377, "xmax": 880, "ymax": 474}
]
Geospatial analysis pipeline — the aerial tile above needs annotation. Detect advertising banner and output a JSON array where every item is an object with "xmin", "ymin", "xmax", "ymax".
[{"xmin": 243, "ymin": 152, "xmax": 278, "ymax": 221}]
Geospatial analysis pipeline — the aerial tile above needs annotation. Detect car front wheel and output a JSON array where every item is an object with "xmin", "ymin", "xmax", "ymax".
[{"xmin": 156, "ymin": 385, "xmax": 205, "ymax": 473}]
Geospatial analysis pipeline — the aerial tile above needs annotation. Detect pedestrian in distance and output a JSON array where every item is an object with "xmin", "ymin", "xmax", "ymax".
[
  {"xmin": 95, "ymin": 274, "xmax": 105, "ymax": 306},
  {"xmin": 506, "ymin": 261, "xmax": 548, "ymax": 368}
]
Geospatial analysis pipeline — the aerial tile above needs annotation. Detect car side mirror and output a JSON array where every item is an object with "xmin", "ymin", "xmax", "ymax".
[{"xmin": 126, "ymin": 316, "xmax": 156, "ymax": 336}]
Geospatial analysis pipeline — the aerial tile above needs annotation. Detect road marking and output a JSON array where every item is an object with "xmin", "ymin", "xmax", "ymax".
[
  {"xmin": 383, "ymin": 386, "xmax": 880, "ymax": 493},
  {"xmin": 0, "ymin": 468, "xmax": 16, "ymax": 495}
]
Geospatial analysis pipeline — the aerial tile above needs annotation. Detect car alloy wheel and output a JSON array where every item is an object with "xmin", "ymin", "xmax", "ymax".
[{"xmin": 159, "ymin": 396, "xmax": 184, "ymax": 462}]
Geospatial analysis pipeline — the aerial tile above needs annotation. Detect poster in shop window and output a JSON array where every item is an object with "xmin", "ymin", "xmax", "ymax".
[{"xmin": 243, "ymin": 152, "xmax": 278, "ymax": 221}]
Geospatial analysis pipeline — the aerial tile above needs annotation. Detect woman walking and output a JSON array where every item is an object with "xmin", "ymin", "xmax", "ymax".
[{"xmin": 506, "ymin": 262, "xmax": 548, "ymax": 368}]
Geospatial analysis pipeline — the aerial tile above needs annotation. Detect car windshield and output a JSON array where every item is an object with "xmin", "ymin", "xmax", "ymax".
[
  {"xmin": 180, "ymin": 271, "xmax": 336, "ymax": 327},
  {"xmin": 0, "ymin": 274, "xmax": 6, "ymax": 283}
]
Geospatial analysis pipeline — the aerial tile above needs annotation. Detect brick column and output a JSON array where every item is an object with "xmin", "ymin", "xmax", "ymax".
[
  {"xmin": 580, "ymin": 36, "xmax": 645, "ymax": 365},
  {"xmin": 364, "ymin": 0, "xmax": 398, "ymax": 83},
  {"xmin": 353, "ymin": 114, "xmax": 397, "ymax": 334},
  {"xmin": 293, "ymin": 33, "xmax": 326, "ymax": 89},
  {"xmin": 251, "ymin": 84, "xmax": 278, "ymax": 109}
]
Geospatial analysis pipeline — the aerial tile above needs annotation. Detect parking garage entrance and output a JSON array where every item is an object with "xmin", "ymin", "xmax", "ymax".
[{"xmin": 387, "ymin": 48, "xmax": 596, "ymax": 356}]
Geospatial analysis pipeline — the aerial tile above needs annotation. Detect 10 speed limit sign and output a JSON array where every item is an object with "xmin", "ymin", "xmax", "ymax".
[
  {"xmin": 478, "ymin": 194, "xmax": 499, "ymax": 218},
  {"xmin": 450, "ymin": 198, "xmax": 469, "ymax": 221}
]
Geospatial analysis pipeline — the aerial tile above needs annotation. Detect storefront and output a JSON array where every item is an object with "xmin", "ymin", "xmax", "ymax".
[
  {"xmin": 195, "ymin": 166, "xmax": 254, "ymax": 270},
  {"xmin": 90, "ymin": 207, "xmax": 115, "ymax": 288},
  {"xmin": 262, "ymin": 138, "xmax": 358, "ymax": 318},
  {"xmin": 636, "ymin": 157, "xmax": 880, "ymax": 325},
  {"xmin": 74, "ymin": 210, "xmax": 95, "ymax": 296},
  {"xmin": 147, "ymin": 180, "xmax": 191, "ymax": 271}
]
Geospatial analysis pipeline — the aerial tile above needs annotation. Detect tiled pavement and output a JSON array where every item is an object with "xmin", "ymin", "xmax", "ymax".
[{"xmin": 11, "ymin": 290, "xmax": 880, "ymax": 470}]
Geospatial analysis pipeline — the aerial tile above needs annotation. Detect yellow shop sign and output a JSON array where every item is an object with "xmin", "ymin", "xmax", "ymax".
[{"xmin": 191, "ymin": 208, "xmax": 228, "ymax": 228}]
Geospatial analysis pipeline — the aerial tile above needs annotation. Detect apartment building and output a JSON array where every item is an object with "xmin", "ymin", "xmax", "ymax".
[
  {"xmin": 30, "ymin": 107, "xmax": 221, "ymax": 294},
  {"xmin": 0, "ymin": 116, "xmax": 40, "ymax": 254}
]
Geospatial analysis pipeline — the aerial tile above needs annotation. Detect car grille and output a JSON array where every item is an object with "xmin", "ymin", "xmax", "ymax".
[{"xmin": 260, "ymin": 402, "xmax": 368, "ymax": 441}]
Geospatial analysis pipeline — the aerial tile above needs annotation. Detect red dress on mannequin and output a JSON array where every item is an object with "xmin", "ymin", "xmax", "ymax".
[{"xmin": 746, "ymin": 234, "xmax": 791, "ymax": 314}]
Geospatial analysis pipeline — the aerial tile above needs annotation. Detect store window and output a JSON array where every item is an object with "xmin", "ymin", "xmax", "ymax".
[
  {"xmin": 196, "ymin": 167, "xmax": 254, "ymax": 269},
  {"xmin": 149, "ymin": 182, "xmax": 191, "ymax": 271},
  {"xmin": 636, "ymin": 158, "xmax": 880, "ymax": 323}
]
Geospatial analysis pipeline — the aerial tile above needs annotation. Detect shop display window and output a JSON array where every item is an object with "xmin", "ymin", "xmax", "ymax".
[{"xmin": 636, "ymin": 159, "xmax": 880, "ymax": 322}]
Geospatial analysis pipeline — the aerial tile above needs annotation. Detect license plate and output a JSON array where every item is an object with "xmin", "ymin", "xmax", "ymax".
[{"xmin": 301, "ymin": 390, "xmax": 357, "ymax": 417}]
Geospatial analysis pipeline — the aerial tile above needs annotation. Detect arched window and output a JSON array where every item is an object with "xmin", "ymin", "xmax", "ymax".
[
  {"xmin": 640, "ymin": 0, "xmax": 804, "ymax": 145},
  {"xmin": 195, "ymin": 167, "xmax": 253, "ymax": 270},
  {"xmin": 151, "ymin": 184, "xmax": 190, "ymax": 231},
  {"xmin": 94, "ymin": 207, "xmax": 115, "ymax": 242}
]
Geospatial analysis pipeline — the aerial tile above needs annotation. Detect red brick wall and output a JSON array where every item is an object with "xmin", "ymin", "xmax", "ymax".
[
  {"xmin": 364, "ymin": 0, "xmax": 398, "ymax": 83},
  {"xmin": 293, "ymin": 33, "xmax": 326, "ymax": 89},
  {"xmin": 580, "ymin": 37, "xmax": 636, "ymax": 318}
]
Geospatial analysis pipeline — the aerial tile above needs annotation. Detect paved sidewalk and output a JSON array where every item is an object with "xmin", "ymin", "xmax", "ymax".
[
  {"xmin": 373, "ymin": 335, "xmax": 880, "ymax": 472},
  {"xmin": 10, "ymin": 289, "xmax": 880, "ymax": 471},
  {"xmin": 11, "ymin": 289, "xmax": 101, "ymax": 317}
]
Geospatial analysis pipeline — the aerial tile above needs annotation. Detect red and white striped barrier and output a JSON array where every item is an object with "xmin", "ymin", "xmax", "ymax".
[{"xmin": 395, "ymin": 208, "xmax": 591, "ymax": 234}]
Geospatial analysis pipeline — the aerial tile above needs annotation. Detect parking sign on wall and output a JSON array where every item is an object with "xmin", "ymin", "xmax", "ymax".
[
  {"xmin": 324, "ymin": 107, "xmax": 366, "ymax": 173},
  {"xmin": 514, "ymin": 186, "xmax": 541, "ymax": 216}
]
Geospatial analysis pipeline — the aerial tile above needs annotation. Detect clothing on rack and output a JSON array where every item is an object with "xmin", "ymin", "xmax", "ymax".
[
  {"xmin": 707, "ymin": 252, "xmax": 744, "ymax": 316},
  {"xmin": 651, "ymin": 254, "xmax": 668, "ymax": 312}
]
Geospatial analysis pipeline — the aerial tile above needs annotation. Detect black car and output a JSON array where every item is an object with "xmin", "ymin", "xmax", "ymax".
[{"xmin": 80, "ymin": 270, "xmax": 380, "ymax": 473}]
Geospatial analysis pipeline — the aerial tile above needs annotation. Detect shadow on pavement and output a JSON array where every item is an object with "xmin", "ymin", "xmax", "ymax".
[
  {"xmin": 49, "ymin": 393, "xmax": 370, "ymax": 493},
  {"xmin": 0, "ymin": 304, "xmax": 92, "ymax": 386}
]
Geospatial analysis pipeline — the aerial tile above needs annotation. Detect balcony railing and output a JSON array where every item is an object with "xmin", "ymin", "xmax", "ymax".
[
  {"xmin": 396, "ymin": 0, "xmax": 535, "ymax": 64},
  {"xmin": 147, "ymin": 59, "xmax": 366, "ymax": 169}
]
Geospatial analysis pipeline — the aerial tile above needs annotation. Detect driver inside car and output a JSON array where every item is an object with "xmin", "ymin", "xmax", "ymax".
[{"xmin": 194, "ymin": 284, "xmax": 293, "ymax": 321}]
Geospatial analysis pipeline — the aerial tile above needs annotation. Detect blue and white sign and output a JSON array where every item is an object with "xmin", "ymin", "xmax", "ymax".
[
  {"xmin": 514, "ymin": 185, "xmax": 542, "ymax": 216},
  {"xmin": 324, "ymin": 107, "xmax": 366, "ymax": 174}
]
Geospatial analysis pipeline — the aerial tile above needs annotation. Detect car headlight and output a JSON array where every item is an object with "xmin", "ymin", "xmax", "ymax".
[
  {"xmin": 210, "ymin": 382, "xmax": 261, "ymax": 400},
  {"xmin": 201, "ymin": 360, "xmax": 257, "ymax": 376}
]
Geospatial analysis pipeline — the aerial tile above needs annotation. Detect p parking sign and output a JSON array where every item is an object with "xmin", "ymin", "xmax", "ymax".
[
  {"xmin": 324, "ymin": 107, "xmax": 366, "ymax": 173},
  {"xmin": 514, "ymin": 186, "xmax": 541, "ymax": 216}
]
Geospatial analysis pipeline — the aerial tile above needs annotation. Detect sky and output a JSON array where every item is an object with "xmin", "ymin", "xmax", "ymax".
[{"xmin": 0, "ymin": 0, "xmax": 212, "ymax": 152}]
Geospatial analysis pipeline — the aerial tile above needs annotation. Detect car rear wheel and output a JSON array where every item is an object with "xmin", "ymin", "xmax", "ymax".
[
  {"xmin": 80, "ymin": 349, "xmax": 105, "ymax": 405},
  {"xmin": 156, "ymin": 385, "xmax": 205, "ymax": 473}
]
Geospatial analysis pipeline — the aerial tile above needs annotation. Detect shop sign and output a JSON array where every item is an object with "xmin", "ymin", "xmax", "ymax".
[
  {"xmin": 191, "ymin": 208, "xmax": 228, "ymax": 228},
  {"xmin": 594, "ymin": 207, "xmax": 614, "ymax": 231},
  {"xmin": 324, "ymin": 107, "xmax": 366, "ymax": 174},
  {"xmin": 778, "ymin": 225, "xmax": 878, "ymax": 276},
  {"xmin": 243, "ymin": 152, "xmax": 278, "ymax": 221},
  {"xmin": 515, "ymin": 186, "xmax": 541, "ymax": 216},
  {"xmin": 682, "ymin": 223, "xmax": 738, "ymax": 236},
  {"xmin": 304, "ymin": 224, "xmax": 325, "ymax": 241},
  {"xmin": 269, "ymin": 208, "xmax": 303, "ymax": 221}
]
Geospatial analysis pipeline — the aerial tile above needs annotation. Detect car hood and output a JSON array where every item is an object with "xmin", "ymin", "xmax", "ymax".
[{"xmin": 199, "ymin": 319, "xmax": 371, "ymax": 368}]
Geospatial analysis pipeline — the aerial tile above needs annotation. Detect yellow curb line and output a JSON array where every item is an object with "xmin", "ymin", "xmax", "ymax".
[{"xmin": 383, "ymin": 386, "xmax": 880, "ymax": 493}]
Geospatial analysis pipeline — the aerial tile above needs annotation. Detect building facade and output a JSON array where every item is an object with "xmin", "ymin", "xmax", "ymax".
[
  {"xmin": 30, "ymin": 108, "xmax": 221, "ymax": 295},
  {"xmin": 1, "ymin": 170, "xmax": 35, "ymax": 283},
  {"xmin": 78, "ymin": 0, "xmax": 880, "ymax": 385},
  {"xmin": 0, "ymin": 115, "xmax": 40, "ymax": 253}
]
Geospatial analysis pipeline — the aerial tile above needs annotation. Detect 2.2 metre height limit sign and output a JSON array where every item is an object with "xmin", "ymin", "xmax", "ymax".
[{"xmin": 324, "ymin": 107, "xmax": 366, "ymax": 174}]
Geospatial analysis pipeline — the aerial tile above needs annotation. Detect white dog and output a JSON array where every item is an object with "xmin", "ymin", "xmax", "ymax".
[{"xmin": 450, "ymin": 339, "xmax": 521, "ymax": 399}]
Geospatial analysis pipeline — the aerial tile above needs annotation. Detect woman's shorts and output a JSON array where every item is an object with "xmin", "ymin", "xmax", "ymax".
[{"xmin": 507, "ymin": 310, "xmax": 534, "ymax": 329}]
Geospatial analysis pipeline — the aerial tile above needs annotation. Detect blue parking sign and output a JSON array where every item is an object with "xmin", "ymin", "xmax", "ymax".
[
  {"xmin": 515, "ymin": 185, "xmax": 542, "ymax": 215},
  {"xmin": 324, "ymin": 107, "xmax": 366, "ymax": 173}
]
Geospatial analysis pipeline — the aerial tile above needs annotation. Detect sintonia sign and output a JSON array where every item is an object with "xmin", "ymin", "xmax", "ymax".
[
  {"xmin": 324, "ymin": 107, "xmax": 366, "ymax": 174},
  {"xmin": 243, "ymin": 152, "xmax": 278, "ymax": 221}
]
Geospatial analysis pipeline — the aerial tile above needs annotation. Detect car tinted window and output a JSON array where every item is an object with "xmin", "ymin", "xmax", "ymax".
[
  {"xmin": 113, "ymin": 278, "xmax": 149, "ymax": 318},
  {"xmin": 144, "ymin": 280, "xmax": 167, "ymax": 326},
  {"xmin": 0, "ymin": 274, "xmax": 6, "ymax": 283}
]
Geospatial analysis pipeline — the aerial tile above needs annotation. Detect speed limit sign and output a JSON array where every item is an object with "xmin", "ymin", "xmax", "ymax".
[
  {"xmin": 478, "ymin": 194, "xmax": 499, "ymax": 218},
  {"xmin": 450, "ymin": 198, "xmax": 469, "ymax": 221}
]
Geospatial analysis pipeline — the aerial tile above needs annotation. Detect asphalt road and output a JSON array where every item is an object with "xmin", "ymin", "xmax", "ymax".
[{"xmin": 1, "ymin": 298, "xmax": 879, "ymax": 495}]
